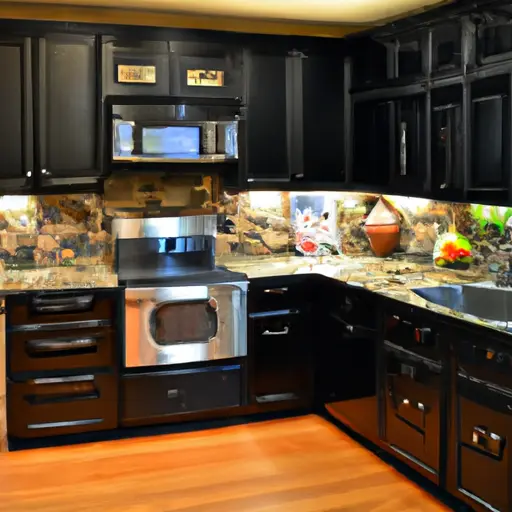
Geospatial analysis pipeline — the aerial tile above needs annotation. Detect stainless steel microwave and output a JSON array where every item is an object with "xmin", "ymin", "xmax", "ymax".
[{"xmin": 109, "ymin": 99, "xmax": 242, "ymax": 164}]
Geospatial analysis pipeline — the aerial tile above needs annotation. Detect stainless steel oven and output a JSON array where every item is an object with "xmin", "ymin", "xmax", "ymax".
[
  {"xmin": 125, "ymin": 282, "xmax": 247, "ymax": 367},
  {"xmin": 113, "ymin": 214, "xmax": 248, "ymax": 369}
]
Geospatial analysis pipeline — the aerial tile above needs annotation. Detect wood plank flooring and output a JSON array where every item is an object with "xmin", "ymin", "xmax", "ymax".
[{"xmin": 0, "ymin": 415, "xmax": 450, "ymax": 512}]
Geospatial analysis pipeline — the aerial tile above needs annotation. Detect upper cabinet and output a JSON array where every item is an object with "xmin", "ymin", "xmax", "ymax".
[
  {"xmin": 246, "ymin": 48, "xmax": 344, "ymax": 186},
  {"xmin": 38, "ymin": 34, "xmax": 101, "ymax": 187},
  {"xmin": 246, "ymin": 51, "xmax": 289, "ymax": 182},
  {"xmin": 102, "ymin": 38, "xmax": 171, "ymax": 96},
  {"xmin": 102, "ymin": 38, "xmax": 244, "ymax": 100},
  {"xmin": 169, "ymin": 42, "xmax": 244, "ymax": 100},
  {"xmin": 0, "ymin": 37, "xmax": 33, "ymax": 192}
]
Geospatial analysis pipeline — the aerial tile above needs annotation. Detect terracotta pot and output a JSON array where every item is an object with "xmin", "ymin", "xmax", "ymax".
[{"xmin": 365, "ymin": 224, "xmax": 400, "ymax": 257}]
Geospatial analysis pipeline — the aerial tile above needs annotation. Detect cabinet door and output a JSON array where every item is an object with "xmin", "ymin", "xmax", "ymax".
[
  {"xmin": 102, "ymin": 38, "xmax": 170, "ymax": 96},
  {"xmin": 352, "ymin": 100, "xmax": 392, "ymax": 186},
  {"xmin": 469, "ymin": 75, "xmax": 510, "ymax": 202},
  {"xmin": 302, "ymin": 53, "xmax": 344, "ymax": 183},
  {"xmin": 456, "ymin": 375, "xmax": 512, "ymax": 512},
  {"xmin": 391, "ymin": 95, "xmax": 426, "ymax": 191},
  {"xmin": 250, "ymin": 309, "xmax": 311, "ymax": 404},
  {"xmin": 384, "ymin": 341, "xmax": 442, "ymax": 478},
  {"xmin": 0, "ymin": 37, "xmax": 33, "ymax": 191},
  {"xmin": 246, "ymin": 53, "xmax": 289, "ymax": 182},
  {"xmin": 431, "ymin": 86, "xmax": 464, "ymax": 199},
  {"xmin": 38, "ymin": 35, "xmax": 100, "ymax": 186},
  {"xmin": 169, "ymin": 42, "xmax": 244, "ymax": 99}
]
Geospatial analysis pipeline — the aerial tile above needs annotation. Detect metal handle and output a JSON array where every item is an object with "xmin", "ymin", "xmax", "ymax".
[
  {"xmin": 399, "ymin": 121, "xmax": 407, "ymax": 176},
  {"xmin": 263, "ymin": 288, "xmax": 288, "ymax": 294},
  {"xmin": 27, "ymin": 337, "xmax": 98, "ymax": 353},
  {"xmin": 33, "ymin": 294, "xmax": 94, "ymax": 313},
  {"xmin": 472, "ymin": 426, "xmax": 504, "ymax": 457},
  {"xmin": 262, "ymin": 326, "xmax": 289, "ymax": 336}
]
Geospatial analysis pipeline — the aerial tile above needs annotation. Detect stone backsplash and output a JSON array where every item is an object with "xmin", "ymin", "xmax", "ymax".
[
  {"xmin": 0, "ymin": 185, "xmax": 511, "ymax": 282},
  {"xmin": 217, "ymin": 191, "xmax": 512, "ymax": 275}
]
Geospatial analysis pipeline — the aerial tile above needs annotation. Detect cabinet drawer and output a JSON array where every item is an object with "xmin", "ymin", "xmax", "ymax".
[
  {"xmin": 8, "ymin": 327, "xmax": 116, "ymax": 375},
  {"xmin": 457, "ymin": 377, "xmax": 512, "ymax": 511},
  {"xmin": 7, "ymin": 374, "xmax": 118, "ymax": 438},
  {"xmin": 249, "ymin": 285, "xmax": 305, "ymax": 314},
  {"xmin": 121, "ymin": 365, "xmax": 242, "ymax": 423},
  {"xmin": 7, "ymin": 290, "xmax": 118, "ymax": 328}
]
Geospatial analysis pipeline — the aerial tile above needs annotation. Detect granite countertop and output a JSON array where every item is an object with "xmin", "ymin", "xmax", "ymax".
[
  {"xmin": 0, "ymin": 266, "xmax": 118, "ymax": 292},
  {"xmin": 218, "ymin": 254, "xmax": 512, "ymax": 336}
]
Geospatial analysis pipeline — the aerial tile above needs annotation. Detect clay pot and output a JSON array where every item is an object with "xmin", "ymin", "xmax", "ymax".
[{"xmin": 365, "ymin": 224, "xmax": 400, "ymax": 257}]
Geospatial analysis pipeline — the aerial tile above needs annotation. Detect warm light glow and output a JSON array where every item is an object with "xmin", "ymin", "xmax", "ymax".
[
  {"xmin": 6, "ymin": 0, "xmax": 447, "ymax": 23},
  {"xmin": 0, "ymin": 196, "xmax": 30, "ymax": 211}
]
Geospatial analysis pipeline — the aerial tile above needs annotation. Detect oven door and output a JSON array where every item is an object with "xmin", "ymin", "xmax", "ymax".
[{"xmin": 124, "ymin": 282, "xmax": 247, "ymax": 367}]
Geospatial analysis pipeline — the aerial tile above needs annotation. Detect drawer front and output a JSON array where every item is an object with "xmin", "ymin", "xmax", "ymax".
[
  {"xmin": 121, "ymin": 365, "xmax": 241, "ymax": 423},
  {"xmin": 8, "ymin": 327, "xmax": 116, "ymax": 375},
  {"xmin": 251, "ymin": 311, "xmax": 311, "ymax": 401},
  {"xmin": 7, "ymin": 290, "xmax": 118, "ymax": 327},
  {"xmin": 457, "ymin": 376, "xmax": 512, "ymax": 511},
  {"xmin": 384, "ymin": 342, "xmax": 442, "ymax": 475},
  {"xmin": 249, "ymin": 284, "xmax": 306, "ymax": 314},
  {"xmin": 7, "ymin": 374, "xmax": 118, "ymax": 438}
]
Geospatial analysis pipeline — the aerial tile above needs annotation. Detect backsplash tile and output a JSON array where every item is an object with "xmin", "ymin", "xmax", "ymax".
[{"xmin": 217, "ymin": 191, "xmax": 512, "ymax": 275}]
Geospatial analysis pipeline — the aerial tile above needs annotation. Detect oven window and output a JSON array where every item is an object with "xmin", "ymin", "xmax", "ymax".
[
  {"xmin": 142, "ymin": 126, "xmax": 200, "ymax": 156},
  {"xmin": 150, "ymin": 301, "xmax": 218, "ymax": 345}
]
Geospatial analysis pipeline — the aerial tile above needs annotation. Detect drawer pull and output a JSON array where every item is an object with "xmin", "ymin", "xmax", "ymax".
[
  {"xmin": 250, "ymin": 309, "xmax": 299, "ymax": 319},
  {"xmin": 167, "ymin": 389, "xmax": 179, "ymax": 399},
  {"xmin": 32, "ymin": 375, "xmax": 94, "ymax": 384},
  {"xmin": 472, "ymin": 426, "xmax": 505, "ymax": 457},
  {"xmin": 262, "ymin": 326, "xmax": 289, "ymax": 336},
  {"xmin": 27, "ymin": 337, "xmax": 98, "ymax": 356},
  {"xmin": 32, "ymin": 294, "xmax": 94, "ymax": 313},
  {"xmin": 25, "ymin": 390, "xmax": 100, "ymax": 405},
  {"xmin": 27, "ymin": 419, "xmax": 103, "ymax": 430},
  {"xmin": 263, "ymin": 288, "xmax": 288, "ymax": 294}
]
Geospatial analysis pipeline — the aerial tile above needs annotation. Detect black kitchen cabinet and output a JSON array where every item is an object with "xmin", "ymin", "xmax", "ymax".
[
  {"xmin": 431, "ymin": 24, "xmax": 462, "ymax": 76},
  {"xmin": 169, "ymin": 42, "xmax": 244, "ymax": 99},
  {"xmin": 445, "ymin": 327, "xmax": 512, "ymax": 512},
  {"xmin": 102, "ymin": 37, "xmax": 170, "ymax": 96},
  {"xmin": 381, "ymin": 306, "xmax": 446, "ymax": 483},
  {"xmin": 38, "ymin": 34, "xmax": 101, "ymax": 187},
  {"xmin": 0, "ymin": 37, "xmax": 33, "ymax": 192},
  {"xmin": 248, "ymin": 280, "xmax": 313, "ymax": 407},
  {"xmin": 469, "ymin": 74, "xmax": 511, "ymax": 203},
  {"xmin": 431, "ymin": 85, "xmax": 464, "ymax": 200},
  {"xmin": 246, "ymin": 52, "xmax": 292, "ymax": 182},
  {"xmin": 302, "ymin": 53, "xmax": 344, "ymax": 183},
  {"xmin": 352, "ymin": 100, "xmax": 392, "ymax": 187},
  {"xmin": 352, "ymin": 94, "xmax": 426, "ymax": 192},
  {"xmin": 318, "ymin": 285, "xmax": 380, "ymax": 442},
  {"xmin": 390, "ymin": 94, "xmax": 427, "ymax": 192}
]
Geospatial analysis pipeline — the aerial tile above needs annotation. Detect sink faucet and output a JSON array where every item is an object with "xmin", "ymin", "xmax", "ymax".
[{"xmin": 496, "ymin": 255, "xmax": 512, "ymax": 288}]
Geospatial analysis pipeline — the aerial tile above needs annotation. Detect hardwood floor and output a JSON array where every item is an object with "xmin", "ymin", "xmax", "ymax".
[{"xmin": 0, "ymin": 415, "xmax": 450, "ymax": 512}]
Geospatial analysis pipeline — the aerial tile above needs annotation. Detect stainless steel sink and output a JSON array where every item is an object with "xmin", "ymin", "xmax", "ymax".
[{"xmin": 412, "ymin": 284, "xmax": 512, "ymax": 323}]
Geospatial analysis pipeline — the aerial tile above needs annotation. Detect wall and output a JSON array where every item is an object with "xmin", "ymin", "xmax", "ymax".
[
  {"xmin": 0, "ymin": 174, "xmax": 216, "ymax": 288},
  {"xmin": 217, "ymin": 191, "xmax": 512, "ymax": 274}
]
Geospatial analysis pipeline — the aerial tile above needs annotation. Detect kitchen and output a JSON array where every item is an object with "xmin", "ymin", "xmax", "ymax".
[{"xmin": 0, "ymin": 0, "xmax": 512, "ymax": 510}]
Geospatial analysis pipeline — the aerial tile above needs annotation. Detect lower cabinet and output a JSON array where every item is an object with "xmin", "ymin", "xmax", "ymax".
[
  {"xmin": 250, "ymin": 308, "xmax": 312, "ymax": 405},
  {"xmin": 383, "ymin": 341, "xmax": 442, "ymax": 480},
  {"xmin": 121, "ymin": 364, "xmax": 243, "ymax": 425},
  {"xmin": 7, "ymin": 373, "xmax": 118, "ymax": 438},
  {"xmin": 456, "ymin": 375, "xmax": 512, "ymax": 511}
]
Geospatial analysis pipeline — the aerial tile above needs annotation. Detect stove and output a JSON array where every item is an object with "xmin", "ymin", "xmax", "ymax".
[{"xmin": 113, "ymin": 215, "xmax": 248, "ymax": 369}]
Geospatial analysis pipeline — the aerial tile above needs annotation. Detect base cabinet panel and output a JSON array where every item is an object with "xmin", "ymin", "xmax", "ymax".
[{"xmin": 121, "ymin": 365, "xmax": 242, "ymax": 424}]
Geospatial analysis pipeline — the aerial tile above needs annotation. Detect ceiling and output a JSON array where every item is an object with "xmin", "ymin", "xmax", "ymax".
[{"xmin": 5, "ymin": 0, "xmax": 448, "ymax": 24}]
